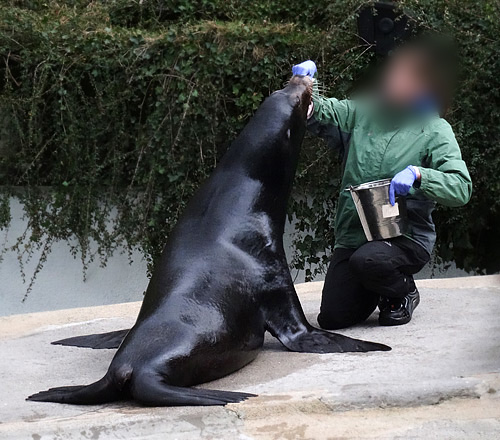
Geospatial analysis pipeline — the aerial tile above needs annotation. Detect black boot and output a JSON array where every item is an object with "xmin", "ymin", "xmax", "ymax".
[{"xmin": 378, "ymin": 288, "xmax": 420, "ymax": 326}]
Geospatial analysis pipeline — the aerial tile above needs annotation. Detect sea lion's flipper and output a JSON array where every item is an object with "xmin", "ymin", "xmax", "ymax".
[
  {"xmin": 27, "ymin": 375, "xmax": 121, "ymax": 404},
  {"xmin": 264, "ymin": 287, "xmax": 391, "ymax": 353},
  {"xmin": 131, "ymin": 372, "xmax": 256, "ymax": 406},
  {"xmin": 51, "ymin": 329, "xmax": 130, "ymax": 349},
  {"xmin": 276, "ymin": 327, "xmax": 391, "ymax": 353}
]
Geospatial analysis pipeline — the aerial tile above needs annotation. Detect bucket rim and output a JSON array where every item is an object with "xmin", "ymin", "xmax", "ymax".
[{"xmin": 348, "ymin": 178, "xmax": 392, "ymax": 192}]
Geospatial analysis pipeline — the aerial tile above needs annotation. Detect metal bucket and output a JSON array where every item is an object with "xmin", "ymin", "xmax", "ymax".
[{"xmin": 347, "ymin": 179, "xmax": 408, "ymax": 241}]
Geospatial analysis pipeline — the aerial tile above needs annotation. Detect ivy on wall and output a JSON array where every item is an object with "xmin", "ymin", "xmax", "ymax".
[{"xmin": 0, "ymin": 0, "xmax": 498, "ymax": 292}]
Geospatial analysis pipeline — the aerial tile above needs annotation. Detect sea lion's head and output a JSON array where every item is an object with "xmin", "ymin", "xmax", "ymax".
[
  {"xmin": 280, "ymin": 75, "xmax": 314, "ymax": 121},
  {"xmin": 239, "ymin": 75, "xmax": 313, "ymax": 163},
  {"xmin": 223, "ymin": 75, "xmax": 314, "ymax": 180}
]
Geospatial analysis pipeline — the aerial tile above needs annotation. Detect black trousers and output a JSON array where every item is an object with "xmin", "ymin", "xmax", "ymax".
[{"xmin": 317, "ymin": 237, "xmax": 430, "ymax": 330}]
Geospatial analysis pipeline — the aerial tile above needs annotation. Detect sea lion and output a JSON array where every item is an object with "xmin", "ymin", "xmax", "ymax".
[{"xmin": 27, "ymin": 76, "xmax": 390, "ymax": 407}]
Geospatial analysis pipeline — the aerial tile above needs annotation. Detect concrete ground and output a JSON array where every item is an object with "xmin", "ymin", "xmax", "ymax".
[{"xmin": 0, "ymin": 276, "xmax": 499, "ymax": 439}]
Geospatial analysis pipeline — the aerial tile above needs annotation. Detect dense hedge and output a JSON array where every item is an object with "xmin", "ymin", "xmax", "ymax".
[{"xmin": 0, "ymin": 0, "xmax": 498, "ymax": 290}]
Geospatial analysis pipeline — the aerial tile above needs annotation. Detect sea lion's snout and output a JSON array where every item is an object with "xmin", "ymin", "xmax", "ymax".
[
  {"xmin": 289, "ymin": 74, "xmax": 313, "ymax": 86},
  {"xmin": 287, "ymin": 75, "xmax": 313, "ymax": 119}
]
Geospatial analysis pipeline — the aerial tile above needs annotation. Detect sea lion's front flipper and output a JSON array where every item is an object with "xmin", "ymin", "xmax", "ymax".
[
  {"xmin": 264, "ymin": 287, "xmax": 391, "ymax": 353},
  {"xmin": 131, "ymin": 372, "xmax": 256, "ymax": 406},
  {"xmin": 277, "ymin": 327, "xmax": 391, "ymax": 353},
  {"xmin": 52, "ymin": 329, "xmax": 130, "ymax": 349}
]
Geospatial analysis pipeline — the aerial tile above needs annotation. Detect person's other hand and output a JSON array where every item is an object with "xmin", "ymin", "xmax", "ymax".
[
  {"xmin": 389, "ymin": 165, "xmax": 420, "ymax": 205},
  {"xmin": 292, "ymin": 60, "xmax": 317, "ymax": 78}
]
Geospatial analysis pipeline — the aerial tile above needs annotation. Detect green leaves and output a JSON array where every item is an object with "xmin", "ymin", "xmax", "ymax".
[{"xmin": 0, "ymin": 0, "xmax": 499, "ymax": 294}]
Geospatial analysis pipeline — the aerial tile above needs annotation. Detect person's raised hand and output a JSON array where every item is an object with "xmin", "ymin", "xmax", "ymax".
[{"xmin": 292, "ymin": 60, "xmax": 317, "ymax": 78}]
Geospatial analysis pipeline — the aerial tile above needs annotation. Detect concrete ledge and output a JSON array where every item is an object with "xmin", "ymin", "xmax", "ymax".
[{"xmin": 0, "ymin": 277, "xmax": 499, "ymax": 439}]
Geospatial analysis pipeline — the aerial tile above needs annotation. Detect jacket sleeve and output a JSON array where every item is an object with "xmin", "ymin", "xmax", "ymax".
[
  {"xmin": 418, "ymin": 120, "xmax": 472, "ymax": 207},
  {"xmin": 307, "ymin": 81, "xmax": 356, "ymax": 150},
  {"xmin": 310, "ymin": 82, "xmax": 357, "ymax": 132}
]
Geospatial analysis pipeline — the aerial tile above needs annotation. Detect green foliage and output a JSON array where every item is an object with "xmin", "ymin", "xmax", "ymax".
[{"xmin": 0, "ymin": 0, "xmax": 498, "ymax": 291}]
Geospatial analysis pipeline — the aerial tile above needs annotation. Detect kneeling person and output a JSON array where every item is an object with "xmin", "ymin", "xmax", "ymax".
[{"xmin": 292, "ymin": 40, "xmax": 472, "ymax": 328}]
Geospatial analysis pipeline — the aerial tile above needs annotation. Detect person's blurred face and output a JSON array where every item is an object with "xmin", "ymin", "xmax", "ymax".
[{"xmin": 382, "ymin": 52, "xmax": 430, "ymax": 107}]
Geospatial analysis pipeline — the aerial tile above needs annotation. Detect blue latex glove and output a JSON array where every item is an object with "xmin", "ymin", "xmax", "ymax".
[
  {"xmin": 292, "ymin": 60, "xmax": 317, "ymax": 78},
  {"xmin": 389, "ymin": 166, "xmax": 419, "ymax": 206}
]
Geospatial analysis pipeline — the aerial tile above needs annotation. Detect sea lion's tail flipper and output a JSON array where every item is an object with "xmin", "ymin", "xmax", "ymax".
[
  {"xmin": 27, "ymin": 375, "xmax": 121, "ymax": 404},
  {"xmin": 131, "ymin": 372, "xmax": 255, "ymax": 406},
  {"xmin": 51, "ymin": 329, "xmax": 130, "ymax": 349},
  {"xmin": 264, "ymin": 286, "xmax": 391, "ymax": 353}
]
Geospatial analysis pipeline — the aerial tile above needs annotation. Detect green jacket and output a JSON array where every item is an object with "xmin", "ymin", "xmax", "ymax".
[{"xmin": 308, "ymin": 92, "xmax": 472, "ymax": 254}]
